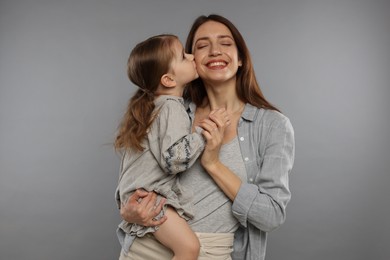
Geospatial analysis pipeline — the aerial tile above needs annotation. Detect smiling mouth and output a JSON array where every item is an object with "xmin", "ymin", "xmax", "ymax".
[{"xmin": 206, "ymin": 61, "xmax": 227, "ymax": 69}]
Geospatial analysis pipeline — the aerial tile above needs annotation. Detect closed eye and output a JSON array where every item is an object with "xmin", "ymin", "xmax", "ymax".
[
  {"xmin": 220, "ymin": 41, "xmax": 233, "ymax": 46},
  {"xmin": 196, "ymin": 44, "xmax": 208, "ymax": 49}
]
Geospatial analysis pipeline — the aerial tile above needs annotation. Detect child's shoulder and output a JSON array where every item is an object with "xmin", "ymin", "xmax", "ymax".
[{"xmin": 155, "ymin": 95, "xmax": 185, "ymax": 110}]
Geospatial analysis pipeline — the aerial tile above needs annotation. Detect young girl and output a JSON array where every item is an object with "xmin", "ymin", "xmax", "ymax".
[{"xmin": 114, "ymin": 34, "xmax": 229, "ymax": 260}]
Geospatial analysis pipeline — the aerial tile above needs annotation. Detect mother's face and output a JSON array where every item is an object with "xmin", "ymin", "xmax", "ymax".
[{"xmin": 192, "ymin": 21, "xmax": 242, "ymax": 85}]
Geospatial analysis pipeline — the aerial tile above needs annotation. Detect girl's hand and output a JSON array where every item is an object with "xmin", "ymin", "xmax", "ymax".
[
  {"xmin": 120, "ymin": 189, "xmax": 167, "ymax": 226},
  {"xmin": 198, "ymin": 108, "xmax": 230, "ymax": 169}
]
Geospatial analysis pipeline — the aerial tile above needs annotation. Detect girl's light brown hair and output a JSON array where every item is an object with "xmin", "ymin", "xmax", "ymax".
[
  {"xmin": 115, "ymin": 34, "xmax": 178, "ymax": 152},
  {"xmin": 184, "ymin": 14, "xmax": 280, "ymax": 112}
]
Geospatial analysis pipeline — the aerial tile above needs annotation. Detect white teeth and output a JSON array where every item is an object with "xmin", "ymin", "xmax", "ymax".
[{"xmin": 208, "ymin": 61, "xmax": 226, "ymax": 67}]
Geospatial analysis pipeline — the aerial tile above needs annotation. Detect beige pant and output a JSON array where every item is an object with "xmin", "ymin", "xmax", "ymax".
[{"xmin": 119, "ymin": 232, "xmax": 234, "ymax": 260}]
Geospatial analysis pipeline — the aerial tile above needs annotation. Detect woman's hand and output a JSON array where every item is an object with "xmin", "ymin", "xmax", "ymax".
[
  {"xmin": 198, "ymin": 108, "xmax": 241, "ymax": 200},
  {"xmin": 198, "ymin": 108, "xmax": 230, "ymax": 170},
  {"xmin": 120, "ymin": 189, "xmax": 167, "ymax": 226}
]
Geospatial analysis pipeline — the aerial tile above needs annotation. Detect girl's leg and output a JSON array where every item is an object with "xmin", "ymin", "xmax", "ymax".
[{"xmin": 153, "ymin": 207, "xmax": 200, "ymax": 260}]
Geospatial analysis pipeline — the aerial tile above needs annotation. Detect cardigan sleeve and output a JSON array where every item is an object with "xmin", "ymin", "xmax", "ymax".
[
  {"xmin": 232, "ymin": 112, "xmax": 295, "ymax": 232},
  {"xmin": 149, "ymin": 100, "xmax": 205, "ymax": 175}
]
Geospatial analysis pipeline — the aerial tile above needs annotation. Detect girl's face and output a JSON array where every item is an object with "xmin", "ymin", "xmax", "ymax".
[
  {"xmin": 170, "ymin": 39, "xmax": 198, "ymax": 87},
  {"xmin": 192, "ymin": 21, "xmax": 242, "ymax": 86}
]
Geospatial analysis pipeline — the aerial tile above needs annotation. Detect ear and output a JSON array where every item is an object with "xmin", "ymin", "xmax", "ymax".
[
  {"xmin": 238, "ymin": 58, "xmax": 243, "ymax": 67},
  {"xmin": 160, "ymin": 74, "xmax": 176, "ymax": 88}
]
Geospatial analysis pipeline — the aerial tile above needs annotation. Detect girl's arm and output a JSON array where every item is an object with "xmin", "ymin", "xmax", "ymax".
[{"xmin": 150, "ymin": 100, "xmax": 205, "ymax": 174}]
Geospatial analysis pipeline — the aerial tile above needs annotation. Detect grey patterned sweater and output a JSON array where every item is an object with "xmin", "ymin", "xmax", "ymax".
[{"xmin": 115, "ymin": 95, "xmax": 205, "ymax": 252}]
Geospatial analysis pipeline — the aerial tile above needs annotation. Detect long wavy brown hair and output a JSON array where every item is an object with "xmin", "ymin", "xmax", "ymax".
[
  {"xmin": 114, "ymin": 34, "xmax": 178, "ymax": 152},
  {"xmin": 184, "ymin": 14, "xmax": 280, "ymax": 112}
]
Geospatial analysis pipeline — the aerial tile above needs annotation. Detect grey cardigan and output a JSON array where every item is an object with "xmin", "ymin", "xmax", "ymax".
[{"xmin": 188, "ymin": 102, "xmax": 295, "ymax": 260}]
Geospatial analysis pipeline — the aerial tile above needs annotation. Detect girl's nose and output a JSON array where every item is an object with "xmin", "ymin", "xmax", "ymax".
[{"xmin": 187, "ymin": 53, "xmax": 195, "ymax": 60}]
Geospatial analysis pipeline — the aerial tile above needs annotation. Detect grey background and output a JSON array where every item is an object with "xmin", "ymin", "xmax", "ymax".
[{"xmin": 1, "ymin": 0, "xmax": 389, "ymax": 259}]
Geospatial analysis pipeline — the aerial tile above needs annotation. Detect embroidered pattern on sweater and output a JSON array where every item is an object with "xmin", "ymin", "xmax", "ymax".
[{"xmin": 164, "ymin": 136, "xmax": 191, "ymax": 174}]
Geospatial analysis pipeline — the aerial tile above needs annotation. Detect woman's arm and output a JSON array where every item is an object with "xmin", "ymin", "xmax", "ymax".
[
  {"xmin": 233, "ymin": 114, "xmax": 295, "ymax": 232},
  {"xmin": 201, "ymin": 109, "xmax": 294, "ymax": 232},
  {"xmin": 198, "ymin": 109, "xmax": 241, "ymax": 201}
]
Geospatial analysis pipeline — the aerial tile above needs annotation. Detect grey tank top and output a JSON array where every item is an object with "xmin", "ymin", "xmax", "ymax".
[{"xmin": 179, "ymin": 136, "xmax": 247, "ymax": 233}]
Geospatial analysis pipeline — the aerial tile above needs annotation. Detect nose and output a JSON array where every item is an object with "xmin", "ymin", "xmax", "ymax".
[
  {"xmin": 185, "ymin": 53, "xmax": 195, "ymax": 61},
  {"xmin": 210, "ymin": 45, "xmax": 222, "ymax": 56},
  {"xmin": 188, "ymin": 53, "xmax": 194, "ymax": 61}
]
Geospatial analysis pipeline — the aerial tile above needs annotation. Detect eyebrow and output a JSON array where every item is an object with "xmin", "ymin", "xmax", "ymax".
[{"xmin": 194, "ymin": 35, "xmax": 233, "ymax": 45}]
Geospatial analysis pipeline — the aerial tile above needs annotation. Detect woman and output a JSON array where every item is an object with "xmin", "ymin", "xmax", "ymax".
[{"xmin": 119, "ymin": 14, "xmax": 295, "ymax": 260}]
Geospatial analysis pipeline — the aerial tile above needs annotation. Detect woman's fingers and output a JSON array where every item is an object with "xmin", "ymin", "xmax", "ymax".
[
  {"xmin": 198, "ymin": 119, "xmax": 218, "ymax": 140},
  {"xmin": 209, "ymin": 108, "xmax": 230, "ymax": 128},
  {"xmin": 150, "ymin": 197, "xmax": 167, "ymax": 226},
  {"xmin": 127, "ymin": 188, "xmax": 148, "ymax": 204},
  {"xmin": 199, "ymin": 119, "xmax": 217, "ymax": 131},
  {"xmin": 140, "ymin": 191, "xmax": 155, "ymax": 208},
  {"xmin": 121, "ymin": 189, "xmax": 167, "ymax": 227},
  {"xmin": 199, "ymin": 108, "xmax": 230, "ymax": 140}
]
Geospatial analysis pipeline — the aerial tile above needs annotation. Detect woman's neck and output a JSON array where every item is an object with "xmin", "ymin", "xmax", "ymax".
[{"xmin": 203, "ymin": 81, "xmax": 244, "ymax": 114}]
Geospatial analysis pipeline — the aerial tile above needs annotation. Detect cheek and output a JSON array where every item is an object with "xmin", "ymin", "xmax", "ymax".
[
  {"xmin": 194, "ymin": 59, "xmax": 202, "ymax": 70},
  {"xmin": 193, "ymin": 51, "xmax": 203, "ymax": 63}
]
